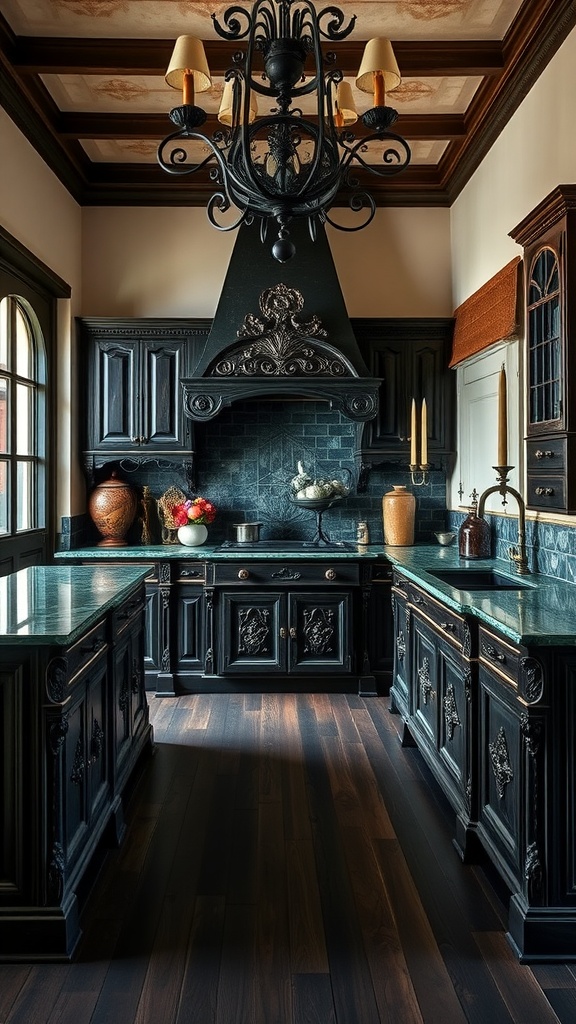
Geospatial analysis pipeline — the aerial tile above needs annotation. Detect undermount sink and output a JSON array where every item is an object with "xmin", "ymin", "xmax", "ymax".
[{"xmin": 425, "ymin": 567, "xmax": 533, "ymax": 591}]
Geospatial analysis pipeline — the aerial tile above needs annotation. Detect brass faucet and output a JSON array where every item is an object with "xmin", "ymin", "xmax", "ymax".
[{"xmin": 477, "ymin": 467, "xmax": 530, "ymax": 575}]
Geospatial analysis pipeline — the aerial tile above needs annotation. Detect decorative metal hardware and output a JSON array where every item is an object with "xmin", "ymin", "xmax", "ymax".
[
  {"xmin": 440, "ymin": 621, "xmax": 456, "ymax": 634},
  {"xmin": 534, "ymin": 450, "xmax": 555, "ymax": 459},
  {"xmin": 418, "ymin": 657, "xmax": 435, "ymax": 705},
  {"xmin": 520, "ymin": 712, "xmax": 544, "ymax": 900},
  {"xmin": 289, "ymin": 626, "xmax": 297, "ymax": 639},
  {"xmin": 90, "ymin": 719, "xmax": 105, "ymax": 762},
  {"xmin": 132, "ymin": 657, "xmax": 142, "ymax": 694},
  {"xmin": 520, "ymin": 657, "xmax": 544, "ymax": 704},
  {"xmin": 303, "ymin": 607, "xmax": 335, "ymax": 654},
  {"xmin": 488, "ymin": 726, "xmax": 513, "ymax": 799},
  {"xmin": 48, "ymin": 842, "xmax": 65, "ymax": 903},
  {"xmin": 482, "ymin": 641, "xmax": 505, "ymax": 664},
  {"xmin": 396, "ymin": 632, "xmax": 405, "ymax": 663},
  {"xmin": 412, "ymin": 593, "xmax": 425, "ymax": 606},
  {"xmin": 464, "ymin": 669, "xmax": 472, "ymax": 704},
  {"xmin": 535, "ymin": 486, "xmax": 554, "ymax": 496},
  {"xmin": 280, "ymin": 626, "xmax": 287, "ymax": 639},
  {"xmin": 118, "ymin": 682, "xmax": 129, "ymax": 715},
  {"xmin": 462, "ymin": 623, "xmax": 472, "ymax": 658},
  {"xmin": 46, "ymin": 657, "xmax": 68, "ymax": 703},
  {"xmin": 70, "ymin": 737, "xmax": 86, "ymax": 785},
  {"xmin": 443, "ymin": 683, "xmax": 461, "ymax": 741},
  {"xmin": 238, "ymin": 568, "xmax": 250, "ymax": 580},
  {"xmin": 180, "ymin": 568, "xmax": 204, "ymax": 579},
  {"xmin": 49, "ymin": 714, "xmax": 69, "ymax": 756},
  {"xmin": 238, "ymin": 607, "xmax": 270, "ymax": 654},
  {"xmin": 325, "ymin": 568, "xmax": 337, "ymax": 581},
  {"xmin": 271, "ymin": 566, "xmax": 301, "ymax": 581}
]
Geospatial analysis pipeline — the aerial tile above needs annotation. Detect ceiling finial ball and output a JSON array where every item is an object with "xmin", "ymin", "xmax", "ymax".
[{"xmin": 272, "ymin": 237, "xmax": 296, "ymax": 262}]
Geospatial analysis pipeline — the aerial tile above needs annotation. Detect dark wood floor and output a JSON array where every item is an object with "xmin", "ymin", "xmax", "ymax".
[{"xmin": 3, "ymin": 692, "xmax": 576, "ymax": 1024}]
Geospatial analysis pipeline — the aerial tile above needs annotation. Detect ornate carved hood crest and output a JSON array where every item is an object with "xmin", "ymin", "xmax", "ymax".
[{"xmin": 181, "ymin": 222, "xmax": 380, "ymax": 422}]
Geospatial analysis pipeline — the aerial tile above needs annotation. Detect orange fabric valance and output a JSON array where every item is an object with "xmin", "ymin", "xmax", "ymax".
[{"xmin": 449, "ymin": 256, "xmax": 522, "ymax": 368}]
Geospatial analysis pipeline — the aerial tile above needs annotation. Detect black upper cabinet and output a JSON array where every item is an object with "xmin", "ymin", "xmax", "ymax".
[
  {"xmin": 79, "ymin": 318, "xmax": 210, "ymax": 465},
  {"xmin": 510, "ymin": 187, "xmax": 576, "ymax": 512},
  {"xmin": 352, "ymin": 318, "xmax": 455, "ymax": 465}
]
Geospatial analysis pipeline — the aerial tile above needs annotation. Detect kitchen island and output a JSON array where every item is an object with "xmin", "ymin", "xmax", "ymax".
[{"xmin": 0, "ymin": 565, "xmax": 153, "ymax": 962}]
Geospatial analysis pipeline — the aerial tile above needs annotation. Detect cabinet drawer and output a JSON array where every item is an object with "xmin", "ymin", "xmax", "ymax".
[
  {"xmin": 177, "ymin": 563, "xmax": 206, "ymax": 583},
  {"xmin": 407, "ymin": 582, "xmax": 471, "ymax": 654},
  {"xmin": 66, "ymin": 619, "xmax": 108, "ymax": 684},
  {"xmin": 213, "ymin": 562, "xmax": 359, "ymax": 586},
  {"xmin": 478, "ymin": 627, "xmax": 520, "ymax": 686},
  {"xmin": 526, "ymin": 471, "xmax": 566, "ymax": 510},
  {"xmin": 371, "ymin": 563, "xmax": 393, "ymax": 583},
  {"xmin": 526, "ymin": 437, "xmax": 565, "ymax": 471},
  {"xmin": 111, "ymin": 588, "xmax": 146, "ymax": 638}
]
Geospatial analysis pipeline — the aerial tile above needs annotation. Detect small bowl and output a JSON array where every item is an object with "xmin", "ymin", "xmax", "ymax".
[{"xmin": 435, "ymin": 531, "xmax": 456, "ymax": 546}]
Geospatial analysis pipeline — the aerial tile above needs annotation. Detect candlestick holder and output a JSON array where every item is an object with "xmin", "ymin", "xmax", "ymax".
[
  {"xmin": 410, "ymin": 463, "xmax": 430, "ymax": 486},
  {"xmin": 477, "ymin": 464, "xmax": 531, "ymax": 575}
]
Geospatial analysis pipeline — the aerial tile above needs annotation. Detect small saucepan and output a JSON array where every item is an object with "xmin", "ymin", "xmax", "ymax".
[{"xmin": 233, "ymin": 522, "xmax": 263, "ymax": 543}]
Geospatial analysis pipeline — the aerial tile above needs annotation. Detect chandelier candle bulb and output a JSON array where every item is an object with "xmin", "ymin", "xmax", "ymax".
[
  {"xmin": 498, "ymin": 365, "xmax": 508, "ymax": 467},
  {"xmin": 421, "ymin": 398, "xmax": 428, "ymax": 466},
  {"xmin": 410, "ymin": 398, "xmax": 417, "ymax": 465}
]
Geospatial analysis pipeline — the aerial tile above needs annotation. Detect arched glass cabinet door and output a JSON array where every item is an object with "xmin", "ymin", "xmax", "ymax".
[{"xmin": 527, "ymin": 246, "xmax": 562, "ymax": 430}]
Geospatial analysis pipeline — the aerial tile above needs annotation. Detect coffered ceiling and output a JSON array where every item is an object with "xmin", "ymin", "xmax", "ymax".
[{"xmin": 0, "ymin": 0, "xmax": 574, "ymax": 208}]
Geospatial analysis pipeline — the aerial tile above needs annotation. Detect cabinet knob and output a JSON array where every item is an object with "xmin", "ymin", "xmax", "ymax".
[
  {"xmin": 325, "ymin": 568, "xmax": 337, "ymax": 581},
  {"xmin": 535, "ymin": 449, "xmax": 555, "ymax": 459},
  {"xmin": 535, "ymin": 486, "xmax": 554, "ymax": 496},
  {"xmin": 280, "ymin": 627, "xmax": 287, "ymax": 639},
  {"xmin": 289, "ymin": 626, "xmax": 297, "ymax": 639},
  {"xmin": 238, "ymin": 569, "xmax": 250, "ymax": 580}
]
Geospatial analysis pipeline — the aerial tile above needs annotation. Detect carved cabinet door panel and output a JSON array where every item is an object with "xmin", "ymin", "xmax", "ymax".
[
  {"xmin": 288, "ymin": 591, "xmax": 352, "ymax": 674},
  {"xmin": 478, "ymin": 666, "xmax": 523, "ymax": 890},
  {"xmin": 437, "ymin": 643, "xmax": 469, "ymax": 801},
  {"xmin": 412, "ymin": 617, "xmax": 439, "ymax": 749},
  {"xmin": 391, "ymin": 588, "xmax": 410, "ymax": 718},
  {"xmin": 220, "ymin": 591, "xmax": 285, "ymax": 674}
]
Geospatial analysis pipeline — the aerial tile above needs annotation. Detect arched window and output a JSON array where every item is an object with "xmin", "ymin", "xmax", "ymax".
[
  {"xmin": 527, "ymin": 247, "xmax": 561, "ymax": 427},
  {"xmin": 0, "ymin": 296, "xmax": 47, "ymax": 537}
]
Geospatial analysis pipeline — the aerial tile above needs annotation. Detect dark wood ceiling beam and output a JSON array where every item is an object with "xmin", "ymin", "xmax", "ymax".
[
  {"xmin": 58, "ymin": 111, "xmax": 466, "ymax": 142},
  {"xmin": 12, "ymin": 37, "xmax": 504, "ymax": 78}
]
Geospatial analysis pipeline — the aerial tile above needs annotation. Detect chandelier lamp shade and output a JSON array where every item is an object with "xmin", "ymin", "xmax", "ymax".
[{"xmin": 157, "ymin": 0, "xmax": 411, "ymax": 262}]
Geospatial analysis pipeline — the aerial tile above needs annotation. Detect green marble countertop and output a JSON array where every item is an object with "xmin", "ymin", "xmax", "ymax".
[
  {"xmin": 0, "ymin": 565, "xmax": 149, "ymax": 646},
  {"xmin": 383, "ymin": 544, "xmax": 576, "ymax": 646},
  {"xmin": 54, "ymin": 543, "xmax": 379, "ymax": 561},
  {"xmin": 53, "ymin": 543, "xmax": 576, "ymax": 646}
]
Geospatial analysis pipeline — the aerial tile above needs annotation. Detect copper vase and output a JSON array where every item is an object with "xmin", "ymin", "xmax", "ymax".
[
  {"xmin": 88, "ymin": 472, "xmax": 138, "ymax": 547},
  {"xmin": 382, "ymin": 485, "xmax": 416, "ymax": 546}
]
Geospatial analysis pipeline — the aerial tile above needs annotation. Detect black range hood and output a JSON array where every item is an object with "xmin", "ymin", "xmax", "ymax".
[{"xmin": 181, "ymin": 220, "xmax": 380, "ymax": 422}]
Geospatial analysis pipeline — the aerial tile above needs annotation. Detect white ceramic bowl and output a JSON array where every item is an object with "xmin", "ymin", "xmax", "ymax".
[{"xmin": 435, "ymin": 531, "xmax": 456, "ymax": 546}]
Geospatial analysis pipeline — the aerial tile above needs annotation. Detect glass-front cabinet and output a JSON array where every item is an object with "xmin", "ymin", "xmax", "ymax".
[{"xmin": 510, "ymin": 186, "xmax": 576, "ymax": 512}]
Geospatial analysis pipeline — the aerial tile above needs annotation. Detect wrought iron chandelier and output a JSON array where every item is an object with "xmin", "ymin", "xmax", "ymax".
[{"xmin": 158, "ymin": 0, "xmax": 411, "ymax": 262}]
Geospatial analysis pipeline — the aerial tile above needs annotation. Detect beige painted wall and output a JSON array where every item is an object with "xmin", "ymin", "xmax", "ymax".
[
  {"xmin": 0, "ymin": 108, "xmax": 83, "ymax": 520},
  {"xmin": 450, "ymin": 28, "xmax": 576, "ymax": 306},
  {"xmin": 81, "ymin": 205, "xmax": 453, "ymax": 319}
]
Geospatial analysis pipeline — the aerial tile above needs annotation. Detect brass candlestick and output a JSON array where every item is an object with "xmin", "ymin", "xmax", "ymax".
[{"xmin": 410, "ymin": 463, "xmax": 430, "ymax": 486}]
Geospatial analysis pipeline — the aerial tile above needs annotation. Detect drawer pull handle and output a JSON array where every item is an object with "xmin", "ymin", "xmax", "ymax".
[
  {"xmin": 483, "ymin": 641, "xmax": 505, "ymax": 663},
  {"xmin": 535, "ymin": 449, "xmax": 555, "ymax": 459},
  {"xmin": 535, "ymin": 486, "xmax": 554, "ymax": 496},
  {"xmin": 412, "ymin": 594, "xmax": 425, "ymax": 606},
  {"xmin": 82, "ymin": 637, "xmax": 106, "ymax": 655},
  {"xmin": 325, "ymin": 569, "xmax": 337, "ymax": 581},
  {"xmin": 440, "ymin": 621, "xmax": 456, "ymax": 634},
  {"xmin": 238, "ymin": 569, "xmax": 250, "ymax": 580}
]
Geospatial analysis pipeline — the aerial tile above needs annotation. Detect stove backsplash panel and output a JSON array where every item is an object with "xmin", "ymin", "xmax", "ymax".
[{"xmin": 62, "ymin": 400, "xmax": 448, "ymax": 549}]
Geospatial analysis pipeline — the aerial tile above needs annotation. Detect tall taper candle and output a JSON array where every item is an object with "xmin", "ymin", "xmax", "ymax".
[
  {"xmin": 421, "ymin": 398, "xmax": 428, "ymax": 465},
  {"xmin": 410, "ymin": 399, "xmax": 417, "ymax": 465},
  {"xmin": 497, "ymin": 366, "xmax": 508, "ymax": 466}
]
